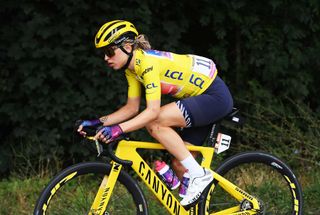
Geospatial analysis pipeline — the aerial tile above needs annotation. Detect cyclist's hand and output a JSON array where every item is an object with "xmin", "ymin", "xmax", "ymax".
[
  {"xmin": 77, "ymin": 119, "xmax": 102, "ymax": 136},
  {"xmin": 95, "ymin": 125, "xmax": 123, "ymax": 143}
]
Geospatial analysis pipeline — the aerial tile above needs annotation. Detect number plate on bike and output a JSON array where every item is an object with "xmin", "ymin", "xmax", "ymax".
[{"xmin": 215, "ymin": 133, "xmax": 231, "ymax": 154}]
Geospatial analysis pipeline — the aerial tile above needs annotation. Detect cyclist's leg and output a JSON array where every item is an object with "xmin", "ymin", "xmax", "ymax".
[
  {"xmin": 171, "ymin": 77, "xmax": 233, "ymax": 179},
  {"xmin": 146, "ymin": 102, "xmax": 209, "ymax": 180},
  {"xmin": 146, "ymin": 103, "xmax": 214, "ymax": 206},
  {"xmin": 171, "ymin": 125, "xmax": 212, "ymax": 178},
  {"xmin": 172, "ymin": 149, "xmax": 198, "ymax": 179},
  {"xmin": 145, "ymin": 102, "xmax": 193, "ymax": 161},
  {"xmin": 170, "ymin": 76, "xmax": 233, "ymax": 175},
  {"xmin": 146, "ymin": 76, "xmax": 233, "ymax": 206}
]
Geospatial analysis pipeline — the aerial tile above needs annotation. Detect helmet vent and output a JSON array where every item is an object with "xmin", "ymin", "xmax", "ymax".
[
  {"xmin": 97, "ymin": 20, "xmax": 121, "ymax": 41},
  {"xmin": 104, "ymin": 24, "xmax": 126, "ymax": 43}
]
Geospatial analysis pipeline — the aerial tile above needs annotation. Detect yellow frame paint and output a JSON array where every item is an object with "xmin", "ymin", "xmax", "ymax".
[{"xmin": 88, "ymin": 140, "xmax": 261, "ymax": 215}]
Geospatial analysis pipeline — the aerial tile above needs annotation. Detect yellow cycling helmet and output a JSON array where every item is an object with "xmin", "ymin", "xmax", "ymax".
[{"xmin": 95, "ymin": 20, "xmax": 138, "ymax": 48}]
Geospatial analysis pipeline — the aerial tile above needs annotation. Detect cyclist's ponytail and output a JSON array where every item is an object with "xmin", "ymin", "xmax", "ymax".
[{"xmin": 134, "ymin": 34, "xmax": 151, "ymax": 50}]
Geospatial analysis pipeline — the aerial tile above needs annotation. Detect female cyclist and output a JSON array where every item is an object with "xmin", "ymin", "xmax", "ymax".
[{"xmin": 77, "ymin": 20, "xmax": 233, "ymax": 206}]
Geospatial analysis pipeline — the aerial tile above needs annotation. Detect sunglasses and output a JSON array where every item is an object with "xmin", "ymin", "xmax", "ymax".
[{"xmin": 102, "ymin": 45, "xmax": 121, "ymax": 57}]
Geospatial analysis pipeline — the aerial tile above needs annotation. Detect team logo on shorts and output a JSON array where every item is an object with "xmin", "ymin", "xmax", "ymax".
[{"xmin": 176, "ymin": 101, "xmax": 192, "ymax": 127}]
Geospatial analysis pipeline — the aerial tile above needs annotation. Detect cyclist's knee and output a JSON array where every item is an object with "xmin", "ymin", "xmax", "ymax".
[{"xmin": 146, "ymin": 120, "xmax": 161, "ymax": 137}]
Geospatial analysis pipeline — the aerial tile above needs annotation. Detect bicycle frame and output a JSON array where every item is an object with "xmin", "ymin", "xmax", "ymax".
[{"xmin": 89, "ymin": 140, "xmax": 261, "ymax": 215}]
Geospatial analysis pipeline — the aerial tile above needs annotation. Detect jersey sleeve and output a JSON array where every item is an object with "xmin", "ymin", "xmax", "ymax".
[
  {"xmin": 140, "ymin": 61, "xmax": 161, "ymax": 101},
  {"xmin": 125, "ymin": 70, "xmax": 141, "ymax": 98}
]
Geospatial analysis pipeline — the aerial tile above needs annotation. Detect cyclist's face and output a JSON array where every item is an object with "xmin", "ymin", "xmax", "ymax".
[
  {"xmin": 102, "ymin": 45, "xmax": 120, "ymax": 58},
  {"xmin": 104, "ymin": 44, "xmax": 132, "ymax": 70}
]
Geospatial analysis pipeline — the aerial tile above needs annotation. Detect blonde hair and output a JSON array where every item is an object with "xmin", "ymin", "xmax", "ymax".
[
  {"xmin": 133, "ymin": 34, "xmax": 152, "ymax": 50},
  {"xmin": 122, "ymin": 34, "xmax": 151, "ymax": 51}
]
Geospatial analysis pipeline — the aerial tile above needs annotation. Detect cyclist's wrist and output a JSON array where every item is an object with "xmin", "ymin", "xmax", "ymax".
[
  {"xmin": 113, "ymin": 124, "xmax": 123, "ymax": 136},
  {"xmin": 99, "ymin": 116, "xmax": 108, "ymax": 125}
]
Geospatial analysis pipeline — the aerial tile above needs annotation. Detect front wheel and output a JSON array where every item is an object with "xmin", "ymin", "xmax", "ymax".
[
  {"xmin": 34, "ymin": 162, "xmax": 148, "ymax": 215},
  {"xmin": 199, "ymin": 151, "xmax": 303, "ymax": 215}
]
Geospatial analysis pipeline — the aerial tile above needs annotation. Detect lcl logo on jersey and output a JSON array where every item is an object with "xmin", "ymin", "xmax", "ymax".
[
  {"xmin": 165, "ymin": 70, "xmax": 183, "ymax": 80},
  {"xmin": 189, "ymin": 74, "xmax": 204, "ymax": 89},
  {"xmin": 146, "ymin": 82, "xmax": 158, "ymax": 94},
  {"xmin": 146, "ymin": 83, "xmax": 158, "ymax": 89},
  {"xmin": 165, "ymin": 70, "xmax": 204, "ymax": 89}
]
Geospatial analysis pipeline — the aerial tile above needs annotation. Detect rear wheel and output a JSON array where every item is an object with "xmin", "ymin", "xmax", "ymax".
[
  {"xmin": 34, "ymin": 162, "xmax": 148, "ymax": 215},
  {"xmin": 200, "ymin": 152, "xmax": 303, "ymax": 215}
]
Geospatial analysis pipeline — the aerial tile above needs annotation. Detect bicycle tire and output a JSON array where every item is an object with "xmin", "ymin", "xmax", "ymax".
[
  {"xmin": 199, "ymin": 151, "xmax": 303, "ymax": 215},
  {"xmin": 34, "ymin": 162, "xmax": 148, "ymax": 215}
]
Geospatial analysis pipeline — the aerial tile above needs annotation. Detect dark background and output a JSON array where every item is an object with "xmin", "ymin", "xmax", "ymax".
[{"xmin": 1, "ymin": 0, "xmax": 319, "ymax": 176}]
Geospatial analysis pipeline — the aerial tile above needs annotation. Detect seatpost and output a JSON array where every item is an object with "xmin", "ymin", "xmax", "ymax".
[{"xmin": 208, "ymin": 122, "xmax": 221, "ymax": 147}]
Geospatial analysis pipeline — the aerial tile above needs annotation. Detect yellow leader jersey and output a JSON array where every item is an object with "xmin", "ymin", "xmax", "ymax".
[{"xmin": 125, "ymin": 49, "xmax": 218, "ymax": 101}]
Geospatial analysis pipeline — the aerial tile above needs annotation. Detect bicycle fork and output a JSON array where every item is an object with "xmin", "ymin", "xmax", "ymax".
[{"xmin": 89, "ymin": 161, "xmax": 122, "ymax": 215}]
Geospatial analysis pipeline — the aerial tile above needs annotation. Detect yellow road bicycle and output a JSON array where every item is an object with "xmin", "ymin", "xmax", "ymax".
[{"xmin": 34, "ymin": 108, "xmax": 303, "ymax": 215}]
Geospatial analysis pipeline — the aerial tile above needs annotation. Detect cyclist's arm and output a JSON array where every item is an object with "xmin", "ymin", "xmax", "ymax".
[
  {"xmin": 119, "ymin": 62, "xmax": 161, "ymax": 133},
  {"xmin": 100, "ymin": 96, "xmax": 141, "ymax": 126},
  {"xmin": 119, "ymin": 99, "xmax": 160, "ymax": 132}
]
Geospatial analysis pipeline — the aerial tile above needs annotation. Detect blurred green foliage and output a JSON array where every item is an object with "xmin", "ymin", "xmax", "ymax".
[{"xmin": 0, "ymin": 0, "xmax": 319, "ymax": 175}]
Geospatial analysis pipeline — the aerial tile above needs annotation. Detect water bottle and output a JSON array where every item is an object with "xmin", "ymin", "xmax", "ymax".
[
  {"xmin": 154, "ymin": 160, "xmax": 180, "ymax": 190},
  {"xmin": 179, "ymin": 171, "xmax": 190, "ymax": 197}
]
